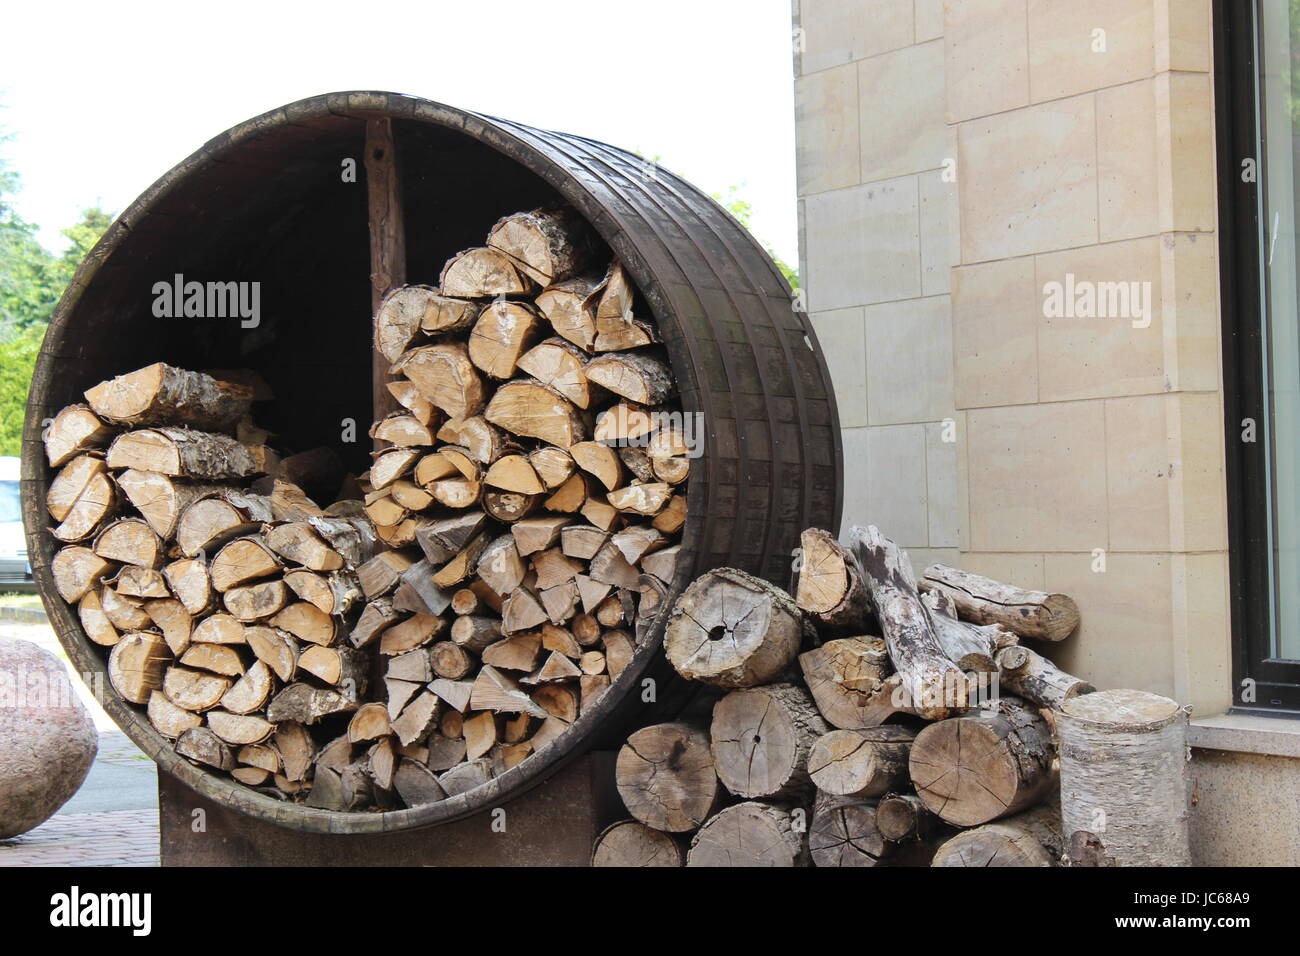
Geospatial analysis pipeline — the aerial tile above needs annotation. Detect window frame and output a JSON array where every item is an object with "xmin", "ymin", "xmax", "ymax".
[{"xmin": 1215, "ymin": 0, "xmax": 1300, "ymax": 713}]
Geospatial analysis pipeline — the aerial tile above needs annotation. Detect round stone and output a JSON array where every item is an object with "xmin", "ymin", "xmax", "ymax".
[{"xmin": 0, "ymin": 638, "xmax": 98, "ymax": 838}]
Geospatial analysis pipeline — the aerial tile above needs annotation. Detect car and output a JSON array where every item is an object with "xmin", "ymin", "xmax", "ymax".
[{"xmin": 0, "ymin": 456, "xmax": 34, "ymax": 590}]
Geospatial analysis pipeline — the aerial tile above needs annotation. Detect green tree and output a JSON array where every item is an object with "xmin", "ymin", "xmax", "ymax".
[
  {"xmin": 712, "ymin": 185, "xmax": 799, "ymax": 290},
  {"xmin": 0, "ymin": 118, "xmax": 112, "ymax": 454}
]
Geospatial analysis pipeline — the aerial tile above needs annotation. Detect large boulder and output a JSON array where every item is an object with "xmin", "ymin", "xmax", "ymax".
[{"xmin": 0, "ymin": 638, "xmax": 98, "ymax": 838}]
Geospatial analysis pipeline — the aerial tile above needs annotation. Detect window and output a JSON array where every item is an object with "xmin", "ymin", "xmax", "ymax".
[{"xmin": 1218, "ymin": 0, "xmax": 1300, "ymax": 711}]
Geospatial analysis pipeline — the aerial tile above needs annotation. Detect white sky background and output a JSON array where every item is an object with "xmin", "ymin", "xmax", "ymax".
[{"xmin": 1, "ymin": 0, "xmax": 798, "ymax": 265}]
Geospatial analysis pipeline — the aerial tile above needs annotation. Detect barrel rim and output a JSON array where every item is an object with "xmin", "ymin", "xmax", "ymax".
[{"xmin": 23, "ymin": 91, "xmax": 838, "ymax": 834}]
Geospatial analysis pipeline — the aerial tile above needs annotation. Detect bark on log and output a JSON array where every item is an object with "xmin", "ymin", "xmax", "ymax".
[
  {"xmin": 85, "ymin": 363, "xmax": 254, "ymax": 432},
  {"xmin": 996, "ymin": 645, "xmax": 1095, "ymax": 711},
  {"xmin": 918, "ymin": 564, "xmax": 1080, "ymax": 642},
  {"xmin": 797, "ymin": 637, "xmax": 892, "ymax": 729},
  {"xmin": 849, "ymin": 525, "xmax": 968, "ymax": 720}
]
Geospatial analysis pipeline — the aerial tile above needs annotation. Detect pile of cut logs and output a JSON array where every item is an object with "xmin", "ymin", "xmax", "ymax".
[
  {"xmin": 40, "ymin": 203, "xmax": 689, "ymax": 811},
  {"xmin": 595, "ymin": 524, "xmax": 1102, "ymax": 867}
]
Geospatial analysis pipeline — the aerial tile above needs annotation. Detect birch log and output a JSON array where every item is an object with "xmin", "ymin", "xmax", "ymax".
[
  {"xmin": 931, "ymin": 799, "xmax": 1065, "ymax": 867},
  {"xmin": 1056, "ymin": 689, "xmax": 1191, "ymax": 866}
]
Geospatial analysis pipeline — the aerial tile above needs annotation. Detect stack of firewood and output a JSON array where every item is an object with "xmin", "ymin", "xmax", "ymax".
[
  {"xmin": 41, "ymin": 203, "xmax": 689, "ymax": 812},
  {"xmin": 594, "ymin": 525, "xmax": 1097, "ymax": 867}
]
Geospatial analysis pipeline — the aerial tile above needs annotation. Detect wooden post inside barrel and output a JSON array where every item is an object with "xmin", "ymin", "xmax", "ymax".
[{"xmin": 366, "ymin": 117, "xmax": 405, "ymax": 436}]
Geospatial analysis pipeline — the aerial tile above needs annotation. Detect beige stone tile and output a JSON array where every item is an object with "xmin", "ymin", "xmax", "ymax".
[
  {"xmin": 1035, "ymin": 237, "xmax": 1165, "ymax": 402},
  {"xmin": 1156, "ymin": 71, "xmax": 1215, "ymax": 234},
  {"xmin": 957, "ymin": 95, "xmax": 1098, "ymax": 263},
  {"xmin": 1167, "ymin": 391, "xmax": 1227, "ymax": 552},
  {"xmin": 1045, "ymin": 551, "xmax": 1176, "ymax": 697},
  {"xmin": 926, "ymin": 421, "xmax": 960, "ymax": 547},
  {"xmin": 1105, "ymin": 394, "xmax": 1172, "ymax": 552},
  {"xmin": 919, "ymin": 171, "xmax": 953, "ymax": 295},
  {"xmin": 952, "ymin": 257, "xmax": 1038, "ymax": 408},
  {"xmin": 1027, "ymin": 0, "xmax": 1155, "ymax": 103},
  {"xmin": 1097, "ymin": 80, "xmax": 1159, "ymax": 242},
  {"xmin": 1172, "ymin": 551, "xmax": 1231, "ymax": 717},
  {"xmin": 864, "ymin": 295, "xmax": 954, "ymax": 425},
  {"xmin": 1161, "ymin": 231, "xmax": 1220, "ymax": 392},
  {"xmin": 804, "ymin": 177, "xmax": 922, "ymax": 312},
  {"xmin": 1191, "ymin": 750, "xmax": 1300, "ymax": 866},
  {"xmin": 915, "ymin": 0, "xmax": 945, "ymax": 41},
  {"xmin": 810, "ymin": 308, "xmax": 869, "ymax": 428},
  {"xmin": 1156, "ymin": 0, "xmax": 1212, "ymax": 73},
  {"xmin": 796, "ymin": 64, "xmax": 860, "ymax": 197},
  {"xmin": 858, "ymin": 40, "xmax": 946, "ymax": 183},
  {"xmin": 906, "ymin": 547, "xmax": 961, "ymax": 571},
  {"xmin": 946, "ymin": 0, "xmax": 1029, "ymax": 122},
  {"xmin": 956, "ymin": 552, "xmax": 1045, "ymax": 589},
  {"xmin": 839, "ymin": 424, "xmax": 929, "ymax": 546},
  {"xmin": 967, "ymin": 401, "xmax": 1109, "ymax": 551},
  {"xmin": 798, "ymin": 0, "xmax": 914, "ymax": 74}
]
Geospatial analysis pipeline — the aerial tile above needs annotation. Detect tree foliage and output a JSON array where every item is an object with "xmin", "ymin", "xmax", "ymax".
[{"xmin": 0, "ymin": 123, "xmax": 111, "ymax": 454}]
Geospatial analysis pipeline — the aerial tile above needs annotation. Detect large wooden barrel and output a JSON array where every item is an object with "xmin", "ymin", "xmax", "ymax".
[{"xmin": 22, "ymin": 92, "xmax": 842, "ymax": 833}]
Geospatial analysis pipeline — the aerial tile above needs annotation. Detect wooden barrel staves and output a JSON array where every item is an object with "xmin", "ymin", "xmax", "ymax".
[{"xmin": 21, "ymin": 92, "xmax": 842, "ymax": 833}]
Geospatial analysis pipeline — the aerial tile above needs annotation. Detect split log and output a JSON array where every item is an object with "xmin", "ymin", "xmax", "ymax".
[
  {"xmin": 710, "ymin": 683, "xmax": 828, "ymax": 801},
  {"xmin": 850, "ymin": 525, "xmax": 968, "ymax": 720},
  {"xmin": 245, "ymin": 626, "xmax": 299, "ymax": 682},
  {"xmin": 615, "ymin": 722, "xmax": 720, "ymax": 832},
  {"xmin": 486, "ymin": 205, "xmax": 595, "ymax": 285},
  {"xmin": 485, "ymin": 381, "xmax": 587, "ymax": 448},
  {"xmin": 518, "ymin": 338, "xmax": 599, "ymax": 408},
  {"xmin": 687, "ymin": 802, "xmax": 809, "ymax": 868},
  {"xmin": 393, "ymin": 758, "xmax": 447, "ymax": 807},
  {"xmin": 591, "ymin": 820, "xmax": 685, "ymax": 868},
  {"xmin": 665, "ymin": 567, "xmax": 805, "ymax": 687},
  {"xmin": 807, "ymin": 726, "xmax": 914, "ymax": 799},
  {"xmin": 107, "ymin": 631, "xmax": 170, "ymax": 704},
  {"xmin": 1056, "ymin": 689, "xmax": 1191, "ymax": 866},
  {"xmin": 918, "ymin": 564, "xmax": 1080, "ymax": 642},
  {"xmin": 996, "ymin": 645, "xmax": 1095, "ymax": 711},
  {"xmin": 584, "ymin": 353, "xmax": 674, "ymax": 405},
  {"xmin": 106, "ymin": 428, "xmax": 259, "ymax": 479},
  {"xmin": 175, "ymin": 491, "xmax": 272, "ymax": 557},
  {"xmin": 93, "ymin": 518, "xmax": 162, "ymax": 568},
  {"xmin": 392, "ymin": 343, "xmax": 485, "ymax": 421},
  {"xmin": 175, "ymin": 727, "xmax": 235, "ymax": 771},
  {"xmin": 910, "ymin": 695, "xmax": 1056, "ymax": 827},
  {"xmin": 536, "ymin": 274, "xmax": 600, "ymax": 351},
  {"xmin": 115, "ymin": 470, "xmax": 221, "ymax": 539},
  {"xmin": 931, "ymin": 800, "xmax": 1064, "ymax": 867},
  {"xmin": 219, "ymin": 661, "xmax": 274, "ymax": 715},
  {"xmin": 794, "ymin": 528, "xmax": 870, "ymax": 634},
  {"xmin": 468, "ymin": 301, "xmax": 541, "ymax": 379},
  {"xmin": 267, "ymin": 683, "xmax": 358, "ymax": 725},
  {"xmin": 439, "ymin": 246, "xmax": 531, "ymax": 298},
  {"xmin": 148, "ymin": 690, "xmax": 203, "ymax": 738},
  {"xmin": 798, "ymin": 637, "xmax": 892, "ymax": 730},
  {"xmin": 163, "ymin": 666, "xmax": 231, "ymax": 711},
  {"xmin": 85, "ymin": 363, "xmax": 253, "ymax": 432},
  {"xmin": 43, "ymin": 404, "xmax": 113, "ymax": 467}
]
